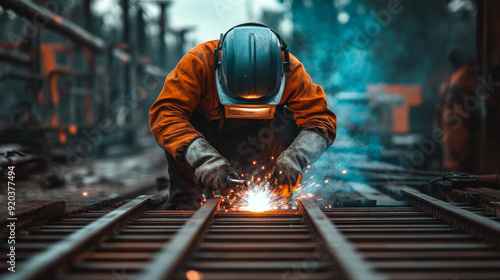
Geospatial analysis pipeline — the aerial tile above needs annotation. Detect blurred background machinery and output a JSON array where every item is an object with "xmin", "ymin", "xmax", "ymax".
[
  {"xmin": 0, "ymin": 0, "xmax": 499, "ymax": 192},
  {"xmin": 0, "ymin": 0, "xmax": 183, "ymax": 154}
]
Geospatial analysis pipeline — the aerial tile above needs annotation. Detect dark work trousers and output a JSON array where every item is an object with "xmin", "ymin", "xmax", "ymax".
[{"xmin": 164, "ymin": 106, "xmax": 299, "ymax": 209}]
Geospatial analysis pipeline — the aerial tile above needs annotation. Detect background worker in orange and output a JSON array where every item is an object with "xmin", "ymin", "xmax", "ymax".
[{"xmin": 150, "ymin": 23, "xmax": 336, "ymax": 209}]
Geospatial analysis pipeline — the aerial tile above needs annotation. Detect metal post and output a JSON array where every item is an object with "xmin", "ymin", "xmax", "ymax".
[
  {"xmin": 476, "ymin": 0, "xmax": 489, "ymax": 173},
  {"xmin": 82, "ymin": 0, "xmax": 92, "ymax": 32},
  {"xmin": 137, "ymin": 5, "xmax": 146, "ymax": 55},
  {"xmin": 159, "ymin": 3, "xmax": 167, "ymax": 69},
  {"xmin": 83, "ymin": 0, "xmax": 96, "ymax": 126},
  {"xmin": 122, "ymin": 0, "xmax": 130, "ymax": 46},
  {"xmin": 475, "ymin": 0, "xmax": 500, "ymax": 173},
  {"xmin": 121, "ymin": 0, "xmax": 134, "ymax": 145},
  {"xmin": 31, "ymin": 26, "xmax": 41, "ymax": 97}
]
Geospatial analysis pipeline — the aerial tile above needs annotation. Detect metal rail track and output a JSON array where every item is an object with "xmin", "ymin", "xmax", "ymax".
[
  {"xmin": 1, "ymin": 189, "xmax": 500, "ymax": 280},
  {"xmin": 322, "ymin": 191, "xmax": 500, "ymax": 280},
  {"xmin": 170, "ymin": 208, "xmax": 380, "ymax": 280},
  {"xmin": 403, "ymin": 189, "xmax": 500, "ymax": 249}
]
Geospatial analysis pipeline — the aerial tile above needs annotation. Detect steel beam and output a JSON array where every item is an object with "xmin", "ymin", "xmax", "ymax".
[
  {"xmin": 136, "ymin": 198, "xmax": 220, "ymax": 280},
  {"xmin": 300, "ymin": 198, "xmax": 387, "ymax": 280},
  {"xmin": 0, "ymin": 0, "xmax": 106, "ymax": 51},
  {"xmin": 0, "ymin": 50, "xmax": 31, "ymax": 67}
]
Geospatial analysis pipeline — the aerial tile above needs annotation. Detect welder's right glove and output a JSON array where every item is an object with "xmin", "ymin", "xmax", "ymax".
[
  {"xmin": 273, "ymin": 130, "xmax": 329, "ymax": 197},
  {"xmin": 185, "ymin": 138, "xmax": 237, "ymax": 195}
]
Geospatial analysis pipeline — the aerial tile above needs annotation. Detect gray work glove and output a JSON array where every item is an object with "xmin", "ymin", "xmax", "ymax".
[
  {"xmin": 272, "ymin": 130, "xmax": 328, "ymax": 197},
  {"xmin": 185, "ymin": 138, "xmax": 237, "ymax": 195}
]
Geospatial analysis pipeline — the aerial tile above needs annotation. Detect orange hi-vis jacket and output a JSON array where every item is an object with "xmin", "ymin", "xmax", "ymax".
[{"xmin": 150, "ymin": 40, "xmax": 337, "ymax": 165}]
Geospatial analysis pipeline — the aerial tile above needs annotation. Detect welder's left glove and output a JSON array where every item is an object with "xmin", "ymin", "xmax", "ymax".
[
  {"xmin": 272, "ymin": 130, "xmax": 329, "ymax": 197},
  {"xmin": 185, "ymin": 138, "xmax": 238, "ymax": 196}
]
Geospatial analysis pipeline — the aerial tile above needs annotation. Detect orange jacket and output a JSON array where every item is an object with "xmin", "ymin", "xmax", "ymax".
[{"xmin": 150, "ymin": 40, "xmax": 336, "ymax": 164}]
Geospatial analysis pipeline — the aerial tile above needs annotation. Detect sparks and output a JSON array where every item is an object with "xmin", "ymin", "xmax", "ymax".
[
  {"xmin": 221, "ymin": 163, "xmax": 295, "ymax": 212},
  {"xmin": 82, "ymin": 192, "xmax": 88, "ymax": 197},
  {"xmin": 342, "ymin": 169, "xmax": 347, "ymax": 175},
  {"xmin": 243, "ymin": 189, "xmax": 272, "ymax": 212},
  {"xmin": 228, "ymin": 178, "xmax": 290, "ymax": 212}
]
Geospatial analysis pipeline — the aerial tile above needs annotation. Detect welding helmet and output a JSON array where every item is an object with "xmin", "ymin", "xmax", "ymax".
[{"xmin": 214, "ymin": 23, "xmax": 290, "ymax": 119}]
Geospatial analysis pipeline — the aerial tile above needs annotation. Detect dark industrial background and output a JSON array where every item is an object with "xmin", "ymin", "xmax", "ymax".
[{"xmin": 1, "ymin": 1, "xmax": 500, "ymax": 279}]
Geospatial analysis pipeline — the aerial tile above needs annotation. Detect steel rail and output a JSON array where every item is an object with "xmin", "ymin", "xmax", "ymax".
[
  {"xmin": 136, "ymin": 198, "xmax": 220, "ymax": 280},
  {"xmin": 403, "ymin": 189, "xmax": 500, "ymax": 249},
  {"xmin": 300, "ymin": 198, "xmax": 387, "ymax": 280},
  {"xmin": 4, "ymin": 195, "xmax": 151, "ymax": 280}
]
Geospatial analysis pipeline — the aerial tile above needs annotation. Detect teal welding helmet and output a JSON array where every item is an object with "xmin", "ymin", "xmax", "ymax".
[{"xmin": 214, "ymin": 23, "xmax": 290, "ymax": 119}]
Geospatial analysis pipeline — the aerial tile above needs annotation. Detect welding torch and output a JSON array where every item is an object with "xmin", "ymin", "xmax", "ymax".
[{"xmin": 227, "ymin": 177, "xmax": 248, "ymax": 188}]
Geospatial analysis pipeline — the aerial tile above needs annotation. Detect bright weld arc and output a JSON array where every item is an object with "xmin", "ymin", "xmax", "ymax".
[
  {"xmin": 228, "ymin": 159, "xmax": 326, "ymax": 212},
  {"xmin": 244, "ymin": 189, "xmax": 273, "ymax": 212},
  {"xmin": 227, "ymin": 171, "xmax": 289, "ymax": 212},
  {"xmin": 230, "ymin": 181, "xmax": 311, "ymax": 212},
  {"xmin": 233, "ymin": 181, "xmax": 278, "ymax": 212}
]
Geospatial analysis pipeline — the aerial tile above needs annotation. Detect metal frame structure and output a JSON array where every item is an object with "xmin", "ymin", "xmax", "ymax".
[
  {"xmin": 4, "ymin": 196, "xmax": 151, "ymax": 280},
  {"xmin": 1, "ymin": 0, "xmax": 106, "ymax": 51},
  {"xmin": 2, "ymin": 189, "xmax": 500, "ymax": 280},
  {"xmin": 403, "ymin": 189, "xmax": 500, "ymax": 249}
]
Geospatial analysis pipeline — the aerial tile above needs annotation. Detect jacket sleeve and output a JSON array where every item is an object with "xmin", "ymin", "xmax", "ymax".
[
  {"xmin": 149, "ymin": 52, "xmax": 207, "ymax": 164},
  {"xmin": 283, "ymin": 57, "xmax": 337, "ymax": 145}
]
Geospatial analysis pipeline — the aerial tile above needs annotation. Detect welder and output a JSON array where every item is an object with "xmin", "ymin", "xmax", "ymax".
[{"xmin": 150, "ymin": 23, "xmax": 336, "ymax": 209}]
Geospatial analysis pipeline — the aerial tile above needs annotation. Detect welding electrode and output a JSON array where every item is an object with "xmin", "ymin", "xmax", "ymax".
[{"xmin": 227, "ymin": 178, "xmax": 247, "ymax": 187}]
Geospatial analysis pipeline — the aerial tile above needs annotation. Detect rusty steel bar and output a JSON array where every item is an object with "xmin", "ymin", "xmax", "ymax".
[
  {"xmin": 300, "ymin": 198, "xmax": 387, "ymax": 280},
  {"xmin": 4, "ymin": 195, "xmax": 151, "ymax": 280},
  {"xmin": 0, "ymin": 50, "xmax": 31, "ymax": 67},
  {"xmin": 0, "ymin": 0, "xmax": 106, "ymax": 51},
  {"xmin": 403, "ymin": 189, "xmax": 500, "ymax": 249},
  {"xmin": 136, "ymin": 198, "xmax": 220, "ymax": 280}
]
